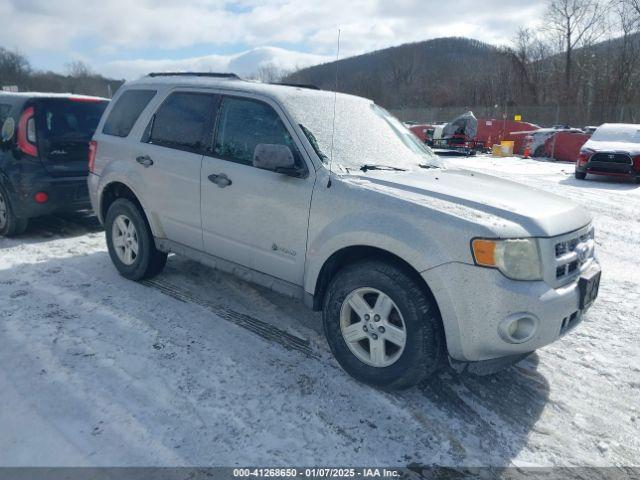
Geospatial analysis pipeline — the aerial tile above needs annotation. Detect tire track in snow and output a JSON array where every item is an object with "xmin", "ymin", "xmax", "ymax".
[{"xmin": 140, "ymin": 278, "xmax": 320, "ymax": 359}]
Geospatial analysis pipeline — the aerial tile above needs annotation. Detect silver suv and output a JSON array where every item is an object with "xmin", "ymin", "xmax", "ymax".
[{"xmin": 88, "ymin": 73, "xmax": 601, "ymax": 389}]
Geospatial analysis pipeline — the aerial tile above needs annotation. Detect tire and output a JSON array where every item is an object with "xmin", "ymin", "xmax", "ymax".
[
  {"xmin": 322, "ymin": 260, "xmax": 444, "ymax": 390},
  {"xmin": 0, "ymin": 183, "xmax": 28, "ymax": 237},
  {"xmin": 575, "ymin": 170, "xmax": 587, "ymax": 180},
  {"xmin": 105, "ymin": 198, "xmax": 167, "ymax": 280}
]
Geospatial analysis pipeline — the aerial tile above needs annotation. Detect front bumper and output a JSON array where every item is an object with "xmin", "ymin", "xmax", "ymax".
[
  {"xmin": 422, "ymin": 260, "xmax": 601, "ymax": 363},
  {"xmin": 12, "ymin": 175, "xmax": 91, "ymax": 219},
  {"xmin": 577, "ymin": 161, "xmax": 640, "ymax": 179}
]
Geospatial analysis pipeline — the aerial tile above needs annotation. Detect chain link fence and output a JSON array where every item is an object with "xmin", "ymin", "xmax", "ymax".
[{"xmin": 390, "ymin": 105, "xmax": 640, "ymax": 128}]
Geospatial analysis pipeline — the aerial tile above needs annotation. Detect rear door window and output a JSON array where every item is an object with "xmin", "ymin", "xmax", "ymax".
[
  {"xmin": 212, "ymin": 96, "xmax": 302, "ymax": 167},
  {"xmin": 34, "ymin": 98, "xmax": 109, "ymax": 176},
  {"xmin": 144, "ymin": 91, "xmax": 217, "ymax": 154},
  {"xmin": 103, "ymin": 89, "xmax": 156, "ymax": 137},
  {"xmin": 38, "ymin": 99, "xmax": 108, "ymax": 142}
]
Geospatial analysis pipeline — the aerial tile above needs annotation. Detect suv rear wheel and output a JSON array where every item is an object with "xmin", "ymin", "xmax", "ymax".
[
  {"xmin": 323, "ymin": 260, "xmax": 444, "ymax": 390},
  {"xmin": 105, "ymin": 198, "xmax": 167, "ymax": 280},
  {"xmin": 575, "ymin": 170, "xmax": 587, "ymax": 180},
  {"xmin": 0, "ymin": 184, "xmax": 28, "ymax": 237}
]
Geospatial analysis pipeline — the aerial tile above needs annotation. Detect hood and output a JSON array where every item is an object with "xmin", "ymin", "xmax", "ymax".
[
  {"xmin": 345, "ymin": 168, "xmax": 591, "ymax": 238},
  {"xmin": 583, "ymin": 139, "xmax": 640, "ymax": 156}
]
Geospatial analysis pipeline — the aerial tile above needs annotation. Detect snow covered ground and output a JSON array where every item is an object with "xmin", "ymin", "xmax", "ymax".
[{"xmin": 0, "ymin": 156, "xmax": 638, "ymax": 468}]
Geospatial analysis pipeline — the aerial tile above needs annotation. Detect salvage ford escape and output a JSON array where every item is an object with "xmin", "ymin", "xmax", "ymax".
[
  {"xmin": 88, "ymin": 73, "xmax": 601, "ymax": 389},
  {"xmin": 0, "ymin": 92, "xmax": 108, "ymax": 236}
]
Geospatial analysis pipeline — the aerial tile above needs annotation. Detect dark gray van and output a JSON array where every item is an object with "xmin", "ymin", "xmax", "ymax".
[{"xmin": 0, "ymin": 92, "xmax": 108, "ymax": 236}]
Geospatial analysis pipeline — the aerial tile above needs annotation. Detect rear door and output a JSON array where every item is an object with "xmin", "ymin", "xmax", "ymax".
[
  {"xmin": 35, "ymin": 98, "xmax": 108, "ymax": 177},
  {"xmin": 133, "ymin": 90, "xmax": 219, "ymax": 251}
]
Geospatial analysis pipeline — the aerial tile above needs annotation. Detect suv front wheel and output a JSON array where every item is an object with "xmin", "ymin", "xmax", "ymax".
[
  {"xmin": 105, "ymin": 198, "xmax": 167, "ymax": 280},
  {"xmin": 323, "ymin": 260, "xmax": 444, "ymax": 390}
]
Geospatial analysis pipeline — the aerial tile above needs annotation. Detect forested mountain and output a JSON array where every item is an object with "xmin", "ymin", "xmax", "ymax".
[
  {"xmin": 285, "ymin": 38, "xmax": 512, "ymax": 108},
  {"xmin": 285, "ymin": 33, "xmax": 640, "ymax": 125},
  {"xmin": 0, "ymin": 48, "xmax": 122, "ymax": 98}
]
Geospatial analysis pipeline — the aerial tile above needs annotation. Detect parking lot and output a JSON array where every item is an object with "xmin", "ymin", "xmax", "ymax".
[{"xmin": 1, "ymin": 155, "xmax": 638, "ymax": 467}]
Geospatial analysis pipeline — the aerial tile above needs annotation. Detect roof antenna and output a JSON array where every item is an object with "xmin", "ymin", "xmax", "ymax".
[{"xmin": 327, "ymin": 29, "xmax": 341, "ymax": 188}]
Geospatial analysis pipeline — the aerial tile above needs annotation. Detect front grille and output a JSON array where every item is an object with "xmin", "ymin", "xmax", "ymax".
[
  {"xmin": 590, "ymin": 152, "xmax": 632, "ymax": 164},
  {"xmin": 554, "ymin": 228, "xmax": 595, "ymax": 281}
]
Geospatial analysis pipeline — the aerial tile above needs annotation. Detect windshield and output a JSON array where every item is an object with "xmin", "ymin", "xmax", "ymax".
[
  {"xmin": 283, "ymin": 93, "xmax": 442, "ymax": 172},
  {"xmin": 591, "ymin": 125, "xmax": 640, "ymax": 144}
]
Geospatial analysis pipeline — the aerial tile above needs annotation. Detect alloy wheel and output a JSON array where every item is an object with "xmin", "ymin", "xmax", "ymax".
[
  {"xmin": 112, "ymin": 214, "xmax": 139, "ymax": 266},
  {"xmin": 339, "ymin": 287, "xmax": 407, "ymax": 367}
]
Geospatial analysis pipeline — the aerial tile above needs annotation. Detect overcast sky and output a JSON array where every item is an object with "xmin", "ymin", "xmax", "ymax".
[{"xmin": 0, "ymin": 0, "xmax": 547, "ymax": 79}]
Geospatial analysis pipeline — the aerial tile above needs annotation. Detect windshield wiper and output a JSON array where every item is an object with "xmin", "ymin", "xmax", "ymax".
[
  {"xmin": 419, "ymin": 164, "xmax": 440, "ymax": 169},
  {"xmin": 360, "ymin": 164, "xmax": 407, "ymax": 172}
]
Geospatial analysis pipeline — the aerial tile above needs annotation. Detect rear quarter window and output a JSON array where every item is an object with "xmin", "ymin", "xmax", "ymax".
[{"xmin": 103, "ymin": 89, "xmax": 156, "ymax": 137}]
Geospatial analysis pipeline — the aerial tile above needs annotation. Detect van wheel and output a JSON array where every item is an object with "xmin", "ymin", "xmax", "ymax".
[
  {"xmin": 0, "ymin": 184, "xmax": 28, "ymax": 237},
  {"xmin": 575, "ymin": 171, "xmax": 587, "ymax": 180},
  {"xmin": 323, "ymin": 260, "xmax": 444, "ymax": 390},
  {"xmin": 105, "ymin": 198, "xmax": 167, "ymax": 280}
]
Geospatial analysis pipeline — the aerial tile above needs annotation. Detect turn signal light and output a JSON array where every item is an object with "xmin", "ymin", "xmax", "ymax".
[{"xmin": 471, "ymin": 239, "xmax": 496, "ymax": 266}]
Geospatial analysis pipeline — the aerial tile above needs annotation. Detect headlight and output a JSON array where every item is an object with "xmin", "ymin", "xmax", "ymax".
[{"xmin": 471, "ymin": 238, "xmax": 542, "ymax": 281}]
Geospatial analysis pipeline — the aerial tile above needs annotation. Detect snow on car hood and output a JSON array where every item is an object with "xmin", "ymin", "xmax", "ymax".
[
  {"xmin": 344, "ymin": 167, "xmax": 591, "ymax": 238},
  {"xmin": 583, "ymin": 139, "xmax": 640, "ymax": 156}
]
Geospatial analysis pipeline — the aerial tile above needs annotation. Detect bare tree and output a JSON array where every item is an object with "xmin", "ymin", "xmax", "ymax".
[
  {"xmin": 251, "ymin": 63, "xmax": 288, "ymax": 83},
  {"xmin": 544, "ymin": 0, "xmax": 607, "ymax": 102},
  {"xmin": 66, "ymin": 60, "xmax": 92, "ymax": 78},
  {"xmin": 610, "ymin": 0, "xmax": 640, "ymax": 111},
  {"xmin": 511, "ymin": 28, "xmax": 540, "ymax": 103},
  {"xmin": 0, "ymin": 47, "xmax": 31, "ymax": 87}
]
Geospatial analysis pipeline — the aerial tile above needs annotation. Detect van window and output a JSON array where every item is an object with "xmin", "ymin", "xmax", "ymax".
[
  {"xmin": 213, "ymin": 96, "xmax": 302, "ymax": 167},
  {"xmin": 38, "ymin": 99, "xmax": 108, "ymax": 141},
  {"xmin": 103, "ymin": 89, "xmax": 156, "ymax": 137},
  {"xmin": 146, "ymin": 92, "xmax": 216, "ymax": 153}
]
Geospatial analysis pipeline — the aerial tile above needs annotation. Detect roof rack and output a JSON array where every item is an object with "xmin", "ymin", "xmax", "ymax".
[
  {"xmin": 270, "ymin": 82, "xmax": 321, "ymax": 90},
  {"xmin": 147, "ymin": 72, "xmax": 241, "ymax": 79}
]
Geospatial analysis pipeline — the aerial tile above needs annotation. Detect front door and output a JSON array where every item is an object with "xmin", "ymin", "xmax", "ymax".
[{"xmin": 200, "ymin": 95, "xmax": 315, "ymax": 286}]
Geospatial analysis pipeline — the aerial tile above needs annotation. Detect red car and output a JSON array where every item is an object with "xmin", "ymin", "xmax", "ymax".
[{"xmin": 575, "ymin": 123, "xmax": 640, "ymax": 183}]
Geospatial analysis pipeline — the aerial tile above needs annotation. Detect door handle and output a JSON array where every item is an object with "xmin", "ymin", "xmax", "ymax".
[
  {"xmin": 136, "ymin": 155, "xmax": 154, "ymax": 167},
  {"xmin": 208, "ymin": 173, "xmax": 232, "ymax": 188}
]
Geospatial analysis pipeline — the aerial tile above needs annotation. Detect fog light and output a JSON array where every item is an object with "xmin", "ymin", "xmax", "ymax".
[
  {"xmin": 34, "ymin": 192, "xmax": 49, "ymax": 204},
  {"xmin": 498, "ymin": 314, "xmax": 538, "ymax": 344}
]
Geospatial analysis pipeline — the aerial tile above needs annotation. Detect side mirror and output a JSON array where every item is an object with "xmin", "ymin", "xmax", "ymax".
[{"xmin": 253, "ymin": 143, "xmax": 301, "ymax": 177}]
